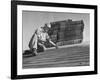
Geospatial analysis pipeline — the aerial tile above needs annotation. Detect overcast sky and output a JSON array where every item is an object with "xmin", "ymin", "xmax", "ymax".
[{"xmin": 22, "ymin": 11, "xmax": 90, "ymax": 51}]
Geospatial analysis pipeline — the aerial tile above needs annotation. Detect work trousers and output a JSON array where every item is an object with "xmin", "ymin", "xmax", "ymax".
[{"xmin": 29, "ymin": 33, "xmax": 46, "ymax": 51}]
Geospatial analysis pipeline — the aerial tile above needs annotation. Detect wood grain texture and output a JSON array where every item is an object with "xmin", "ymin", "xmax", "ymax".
[{"xmin": 23, "ymin": 44, "xmax": 89, "ymax": 69}]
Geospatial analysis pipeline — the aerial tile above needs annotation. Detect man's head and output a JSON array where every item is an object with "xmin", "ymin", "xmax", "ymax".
[{"xmin": 43, "ymin": 23, "xmax": 51, "ymax": 32}]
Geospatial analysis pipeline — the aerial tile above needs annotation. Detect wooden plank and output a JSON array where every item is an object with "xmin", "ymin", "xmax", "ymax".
[{"xmin": 23, "ymin": 44, "xmax": 89, "ymax": 68}]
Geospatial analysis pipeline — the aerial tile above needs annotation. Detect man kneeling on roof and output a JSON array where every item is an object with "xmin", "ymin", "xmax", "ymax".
[{"xmin": 28, "ymin": 23, "xmax": 58, "ymax": 56}]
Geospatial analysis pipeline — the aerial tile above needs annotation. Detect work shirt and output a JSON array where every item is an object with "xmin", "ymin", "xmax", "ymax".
[{"xmin": 36, "ymin": 27, "xmax": 50, "ymax": 42}]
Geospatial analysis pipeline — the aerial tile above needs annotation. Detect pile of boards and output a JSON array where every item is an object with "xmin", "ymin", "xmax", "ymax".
[{"xmin": 45, "ymin": 19, "xmax": 84, "ymax": 47}]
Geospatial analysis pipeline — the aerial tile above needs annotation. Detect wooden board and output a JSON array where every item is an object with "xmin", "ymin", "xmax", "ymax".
[{"xmin": 23, "ymin": 44, "xmax": 89, "ymax": 69}]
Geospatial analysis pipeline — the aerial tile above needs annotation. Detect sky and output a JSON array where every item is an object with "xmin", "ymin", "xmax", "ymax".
[{"xmin": 22, "ymin": 11, "xmax": 90, "ymax": 51}]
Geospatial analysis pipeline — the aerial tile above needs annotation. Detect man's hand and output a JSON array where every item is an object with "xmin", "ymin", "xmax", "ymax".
[
  {"xmin": 49, "ymin": 40, "xmax": 59, "ymax": 49},
  {"xmin": 55, "ymin": 44, "xmax": 59, "ymax": 49}
]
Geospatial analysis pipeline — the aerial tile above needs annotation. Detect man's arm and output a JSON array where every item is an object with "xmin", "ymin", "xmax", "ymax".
[
  {"xmin": 49, "ymin": 40, "xmax": 56, "ymax": 46},
  {"xmin": 49, "ymin": 40, "xmax": 58, "ymax": 49},
  {"xmin": 46, "ymin": 34, "xmax": 58, "ymax": 49}
]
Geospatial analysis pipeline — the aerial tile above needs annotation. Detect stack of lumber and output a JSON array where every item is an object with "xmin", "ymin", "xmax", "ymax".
[{"xmin": 46, "ymin": 19, "xmax": 84, "ymax": 47}]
